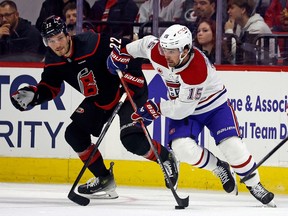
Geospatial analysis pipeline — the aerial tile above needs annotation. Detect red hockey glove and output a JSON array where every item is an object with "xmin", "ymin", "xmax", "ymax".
[
  {"xmin": 11, "ymin": 86, "xmax": 37, "ymax": 111},
  {"xmin": 107, "ymin": 46, "xmax": 131, "ymax": 75},
  {"xmin": 131, "ymin": 100, "xmax": 161, "ymax": 126}
]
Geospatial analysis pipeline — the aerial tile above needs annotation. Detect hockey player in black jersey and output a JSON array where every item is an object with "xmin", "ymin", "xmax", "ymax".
[{"xmin": 10, "ymin": 15, "xmax": 179, "ymax": 199}]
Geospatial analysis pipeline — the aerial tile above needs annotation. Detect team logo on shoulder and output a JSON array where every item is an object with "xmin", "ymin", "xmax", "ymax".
[{"xmin": 147, "ymin": 41, "xmax": 157, "ymax": 49}]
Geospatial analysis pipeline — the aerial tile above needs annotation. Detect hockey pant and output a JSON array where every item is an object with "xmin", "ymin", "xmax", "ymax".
[{"xmin": 171, "ymin": 136, "xmax": 260, "ymax": 186}]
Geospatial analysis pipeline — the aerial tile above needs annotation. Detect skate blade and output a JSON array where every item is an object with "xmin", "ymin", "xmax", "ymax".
[
  {"xmin": 264, "ymin": 200, "xmax": 277, "ymax": 208},
  {"xmin": 230, "ymin": 168, "xmax": 238, "ymax": 196},
  {"xmin": 85, "ymin": 190, "xmax": 119, "ymax": 199}
]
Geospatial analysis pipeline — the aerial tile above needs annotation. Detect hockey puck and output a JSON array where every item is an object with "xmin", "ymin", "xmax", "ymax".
[{"xmin": 175, "ymin": 206, "xmax": 185, "ymax": 209}]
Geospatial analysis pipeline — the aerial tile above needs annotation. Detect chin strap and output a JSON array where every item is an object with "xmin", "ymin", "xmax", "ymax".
[
  {"xmin": 175, "ymin": 47, "xmax": 192, "ymax": 67},
  {"xmin": 64, "ymin": 37, "xmax": 72, "ymax": 56},
  {"xmin": 174, "ymin": 53, "xmax": 192, "ymax": 69}
]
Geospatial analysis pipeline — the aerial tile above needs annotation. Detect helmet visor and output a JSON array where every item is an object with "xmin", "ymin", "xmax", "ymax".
[
  {"xmin": 43, "ymin": 32, "xmax": 66, "ymax": 47},
  {"xmin": 158, "ymin": 44, "xmax": 181, "ymax": 56}
]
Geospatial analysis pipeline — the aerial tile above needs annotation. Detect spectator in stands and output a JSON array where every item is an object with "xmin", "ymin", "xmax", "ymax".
[
  {"xmin": 90, "ymin": 0, "xmax": 138, "ymax": 38},
  {"xmin": 35, "ymin": 0, "xmax": 91, "ymax": 32},
  {"xmin": 224, "ymin": 0, "xmax": 274, "ymax": 64},
  {"xmin": 135, "ymin": 0, "xmax": 185, "ymax": 37},
  {"xmin": 185, "ymin": 0, "xmax": 227, "ymax": 36},
  {"xmin": 0, "ymin": 0, "xmax": 44, "ymax": 61},
  {"xmin": 193, "ymin": 0, "xmax": 216, "ymax": 21},
  {"xmin": 265, "ymin": 0, "xmax": 288, "ymax": 31},
  {"xmin": 181, "ymin": 0, "xmax": 197, "ymax": 23},
  {"xmin": 192, "ymin": 0, "xmax": 216, "ymax": 28},
  {"xmin": 194, "ymin": 19, "xmax": 216, "ymax": 63},
  {"xmin": 194, "ymin": 18, "xmax": 233, "ymax": 64},
  {"xmin": 264, "ymin": 0, "xmax": 288, "ymax": 64},
  {"xmin": 63, "ymin": 2, "xmax": 92, "ymax": 36}
]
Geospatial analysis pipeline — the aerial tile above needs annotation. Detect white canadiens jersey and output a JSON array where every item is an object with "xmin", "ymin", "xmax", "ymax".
[{"xmin": 126, "ymin": 35, "xmax": 227, "ymax": 120}]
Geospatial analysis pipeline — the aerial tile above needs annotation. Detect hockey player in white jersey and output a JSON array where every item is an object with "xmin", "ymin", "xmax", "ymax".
[{"xmin": 107, "ymin": 24, "xmax": 275, "ymax": 207}]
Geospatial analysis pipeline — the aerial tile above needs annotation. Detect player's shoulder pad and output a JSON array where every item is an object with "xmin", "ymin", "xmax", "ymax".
[
  {"xmin": 179, "ymin": 48, "xmax": 208, "ymax": 85},
  {"xmin": 75, "ymin": 30, "xmax": 98, "ymax": 42},
  {"xmin": 73, "ymin": 31, "xmax": 100, "ymax": 57},
  {"xmin": 143, "ymin": 35, "xmax": 159, "ymax": 49},
  {"xmin": 121, "ymin": 37, "xmax": 132, "ymax": 48}
]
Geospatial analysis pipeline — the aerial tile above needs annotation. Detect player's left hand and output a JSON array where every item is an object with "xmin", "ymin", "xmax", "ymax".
[
  {"xmin": 131, "ymin": 100, "xmax": 161, "ymax": 126},
  {"xmin": 11, "ymin": 86, "xmax": 37, "ymax": 111}
]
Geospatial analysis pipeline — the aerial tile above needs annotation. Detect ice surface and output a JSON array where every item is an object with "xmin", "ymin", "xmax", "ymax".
[{"xmin": 0, "ymin": 183, "xmax": 287, "ymax": 216}]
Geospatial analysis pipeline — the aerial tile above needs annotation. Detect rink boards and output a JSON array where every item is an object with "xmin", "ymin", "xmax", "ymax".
[{"xmin": 1, "ymin": 63, "xmax": 288, "ymax": 194}]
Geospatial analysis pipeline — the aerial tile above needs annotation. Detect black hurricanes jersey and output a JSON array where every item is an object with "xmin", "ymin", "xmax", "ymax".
[{"xmin": 36, "ymin": 31, "xmax": 145, "ymax": 110}]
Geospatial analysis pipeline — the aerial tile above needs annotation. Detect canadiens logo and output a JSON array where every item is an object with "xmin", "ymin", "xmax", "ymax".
[
  {"xmin": 147, "ymin": 41, "xmax": 157, "ymax": 49},
  {"xmin": 76, "ymin": 107, "xmax": 85, "ymax": 113},
  {"xmin": 157, "ymin": 67, "xmax": 163, "ymax": 74}
]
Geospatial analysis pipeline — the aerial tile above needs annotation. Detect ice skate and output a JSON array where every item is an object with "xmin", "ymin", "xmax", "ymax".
[
  {"xmin": 247, "ymin": 182, "xmax": 276, "ymax": 207},
  {"xmin": 163, "ymin": 151, "xmax": 179, "ymax": 190},
  {"xmin": 213, "ymin": 159, "xmax": 238, "ymax": 195},
  {"xmin": 77, "ymin": 162, "xmax": 118, "ymax": 199}
]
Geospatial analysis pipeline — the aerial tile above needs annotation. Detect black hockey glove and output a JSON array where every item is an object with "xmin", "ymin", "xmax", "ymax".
[{"xmin": 11, "ymin": 86, "xmax": 37, "ymax": 111}]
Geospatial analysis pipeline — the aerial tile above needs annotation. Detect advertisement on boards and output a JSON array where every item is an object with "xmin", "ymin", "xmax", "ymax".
[{"xmin": 1, "ymin": 67, "xmax": 288, "ymax": 167}]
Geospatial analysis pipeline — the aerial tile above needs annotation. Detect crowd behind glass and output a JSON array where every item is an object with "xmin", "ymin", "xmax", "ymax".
[{"xmin": 0, "ymin": 0, "xmax": 288, "ymax": 66}]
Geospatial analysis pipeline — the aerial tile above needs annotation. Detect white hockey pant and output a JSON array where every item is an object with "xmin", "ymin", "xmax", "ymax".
[{"xmin": 171, "ymin": 137, "xmax": 218, "ymax": 171}]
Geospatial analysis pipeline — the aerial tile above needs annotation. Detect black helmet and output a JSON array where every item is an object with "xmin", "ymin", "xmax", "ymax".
[{"xmin": 41, "ymin": 15, "xmax": 68, "ymax": 39}]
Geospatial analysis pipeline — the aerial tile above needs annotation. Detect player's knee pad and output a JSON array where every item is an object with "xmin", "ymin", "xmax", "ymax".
[
  {"xmin": 219, "ymin": 136, "xmax": 260, "ymax": 186},
  {"xmin": 65, "ymin": 123, "xmax": 90, "ymax": 152},
  {"xmin": 121, "ymin": 133, "xmax": 150, "ymax": 156},
  {"xmin": 171, "ymin": 137, "xmax": 203, "ymax": 165},
  {"xmin": 218, "ymin": 136, "xmax": 251, "ymax": 164}
]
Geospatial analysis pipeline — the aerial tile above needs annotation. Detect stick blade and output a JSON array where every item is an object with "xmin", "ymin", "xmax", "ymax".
[
  {"xmin": 68, "ymin": 191, "xmax": 90, "ymax": 206},
  {"xmin": 175, "ymin": 205, "xmax": 185, "ymax": 209},
  {"xmin": 178, "ymin": 195, "xmax": 189, "ymax": 207}
]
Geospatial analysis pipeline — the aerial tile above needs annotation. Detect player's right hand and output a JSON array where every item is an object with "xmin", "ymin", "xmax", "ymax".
[
  {"xmin": 11, "ymin": 86, "xmax": 37, "ymax": 111},
  {"xmin": 131, "ymin": 100, "xmax": 161, "ymax": 126},
  {"xmin": 107, "ymin": 46, "xmax": 131, "ymax": 75}
]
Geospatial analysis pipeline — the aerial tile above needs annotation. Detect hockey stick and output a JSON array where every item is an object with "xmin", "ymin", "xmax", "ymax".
[
  {"xmin": 117, "ymin": 70, "xmax": 189, "ymax": 209},
  {"xmin": 68, "ymin": 92, "xmax": 127, "ymax": 206},
  {"xmin": 240, "ymin": 135, "xmax": 288, "ymax": 183}
]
